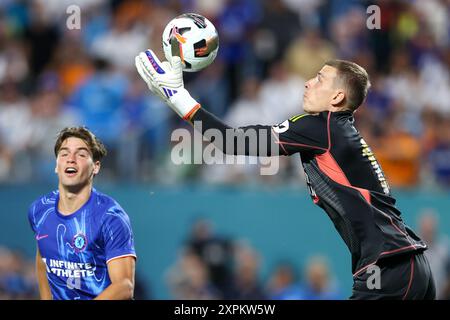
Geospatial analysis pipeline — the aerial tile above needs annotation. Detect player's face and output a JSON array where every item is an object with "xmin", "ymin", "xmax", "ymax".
[
  {"xmin": 303, "ymin": 65, "xmax": 343, "ymax": 114},
  {"xmin": 55, "ymin": 137, "xmax": 100, "ymax": 190}
]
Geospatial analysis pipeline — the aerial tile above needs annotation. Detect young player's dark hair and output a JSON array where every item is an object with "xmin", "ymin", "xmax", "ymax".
[
  {"xmin": 325, "ymin": 60, "xmax": 371, "ymax": 112},
  {"xmin": 54, "ymin": 127, "xmax": 107, "ymax": 162}
]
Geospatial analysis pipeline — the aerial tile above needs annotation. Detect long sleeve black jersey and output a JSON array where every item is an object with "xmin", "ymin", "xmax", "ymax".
[{"xmin": 192, "ymin": 108, "xmax": 427, "ymax": 276}]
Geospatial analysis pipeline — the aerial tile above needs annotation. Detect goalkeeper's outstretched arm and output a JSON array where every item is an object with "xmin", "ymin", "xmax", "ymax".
[
  {"xmin": 189, "ymin": 107, "xmax": 280, "ymax": 157},
  {"xmin": 135, "ymin": 49, "xmax": 283, "ymax": 157}
]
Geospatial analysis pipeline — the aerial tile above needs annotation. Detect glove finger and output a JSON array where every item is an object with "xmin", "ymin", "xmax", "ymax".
[
  {"xmin": 161, "ymin": 61, "xmax": 172, "ymax": 72},
  {"xmin": 136, "ymin": 57, "xmax": 168, "ymax": 99},
  {"xmin": 144, "ymin": 49, "xmax": 166, "ymax": 75},
  {"xmin": 137, "ymin": 57, "xmax": 161, "ymax": 93},
  {"xmin": 138, "ymin": 52, "xmax": 156, "ymax": 79},
  {"xmin": 171, "ymin": 55, "xmax": 183, "ymax": 74},
  {"xmin": 159, "ymin": 60, "xmax": 183, "ymax": 88},
  {"xmin": 135, "ymin": 56, "xmax": 151, "ymax": 82}
]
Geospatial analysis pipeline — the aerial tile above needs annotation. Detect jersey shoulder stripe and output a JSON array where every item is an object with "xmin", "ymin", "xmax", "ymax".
[{"xmin": 289, "ymin": 114, "xmax": 309, "ymax": 122}]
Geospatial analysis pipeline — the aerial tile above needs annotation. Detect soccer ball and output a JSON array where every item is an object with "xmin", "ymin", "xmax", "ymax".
[{"xmin": 162, "ymin": 13, "xmax": 219, "ymax": 72}]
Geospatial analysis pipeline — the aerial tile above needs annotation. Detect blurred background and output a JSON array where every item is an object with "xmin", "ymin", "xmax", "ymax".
[{"xmin": 0, "ymin": 0, "xmax": 449, "ymax": 299}]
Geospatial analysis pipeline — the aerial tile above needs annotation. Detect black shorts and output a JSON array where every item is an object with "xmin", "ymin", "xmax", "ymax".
[{"xmin": 350, "ymin": 252, "xmax": 436, "ymax": 300}]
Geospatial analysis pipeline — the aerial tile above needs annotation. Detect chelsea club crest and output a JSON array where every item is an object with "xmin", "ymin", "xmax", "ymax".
[{"xmin": 72, "ymin": 233, "xmax": 87, "ymax": 253}]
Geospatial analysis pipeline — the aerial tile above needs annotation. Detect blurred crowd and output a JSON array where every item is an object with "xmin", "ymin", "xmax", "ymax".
[
  {"xmin": 166, "ymin": 218, "xmax": 344, "ymax": 300},
  {"xmin": 166, "ymin": 210, "xmax": 450, "ymax": 300},
  {"xmin": 0, "ymin": 0, "xmax": 449, "ymax": 187},
  {"xmin": 0, "ymin": 246, "xmax": 37, "ymax": 299},
  {"xmin": 1, "ymin": 208, "xmax": 449, "ymax": 300}
]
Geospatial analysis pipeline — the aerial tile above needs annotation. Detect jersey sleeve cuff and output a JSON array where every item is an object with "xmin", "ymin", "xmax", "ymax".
[{"xmin": 106, "ymin": 253, "xmax": 137, "ymax": 264}]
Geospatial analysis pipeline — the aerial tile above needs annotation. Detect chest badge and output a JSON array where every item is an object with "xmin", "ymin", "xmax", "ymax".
[{"xmin": 72, "ymin": 233, "xmax": 88, "ymax": 253}]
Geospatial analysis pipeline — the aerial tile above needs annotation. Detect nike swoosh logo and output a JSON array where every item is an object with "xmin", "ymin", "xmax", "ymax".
[{"xmin": 36, "ymin": 234, "xmax": 49, "ymax": 241}]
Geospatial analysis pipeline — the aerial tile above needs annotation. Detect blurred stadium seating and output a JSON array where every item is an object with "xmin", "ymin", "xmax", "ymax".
[{"xmin": 0, "ymin": 0, "xmax": 449, "ymax": 299}]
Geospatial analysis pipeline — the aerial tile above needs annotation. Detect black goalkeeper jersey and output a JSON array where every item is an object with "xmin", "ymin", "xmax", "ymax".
[{"xmin": 192, "ymin": 108, "xmax": 427, "ymax": 277}]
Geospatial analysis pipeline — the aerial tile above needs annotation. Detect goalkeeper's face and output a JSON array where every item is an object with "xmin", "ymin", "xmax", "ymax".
[
  {"xmin": 303, "ymin": 65, "xmax": 345, "ymax": 114},
  {"xmin": 55, "ymin": 137, "xmax": 100, "ymax": 191}
]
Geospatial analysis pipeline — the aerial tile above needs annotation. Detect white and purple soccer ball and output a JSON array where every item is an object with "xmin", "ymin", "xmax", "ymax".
[{"xmin": 162, "ymin": 13, "xmax": 219, "ymax": 72}]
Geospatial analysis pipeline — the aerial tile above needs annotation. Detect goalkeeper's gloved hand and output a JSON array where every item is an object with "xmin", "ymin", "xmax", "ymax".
[{"xmin": 135, "ymin": 49, "xmax": 201, "ymax": 120}]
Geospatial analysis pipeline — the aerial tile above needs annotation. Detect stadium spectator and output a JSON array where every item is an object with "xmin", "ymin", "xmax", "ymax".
[
  {"xmin": 188, "ymin": 59, "xmax": 230, "ymax": 118},
  {"xmin": 215, "ymin": 0, "xmax": 262, "ymax": 100},
  {"xmin": 230, "ymin": 241, "xmax": 266, "ymax": 300},
  {"xmin": 372, "ymin": 110, "xmax": 422, "ymax": 187},
  {"xmin": 225, "ymin": 76, "xmax": 264, "ymax": 126},
  {"xmin": 284, "ymin": 28, "xmax": 335, "ymax": 80},
  {"xmin": 0, "ymin": 247, "xmax": 38, "ymax": 300},
  {"xmin": 23, "ymin": 1, "xmax": 60, "ymax": 79},
  {"xmin": 117, "ymin": 75, "xmax": 171, "ymax": 181},
  {"xmin": 26, "ymin": 72, "xmax": 78, "ymax": 182},
  {"xmin": 66, "ymin": 58, "xmax": 128, "ymax": 178},
  {"xmin": 90, "ymin": 1, "xmax": 149, "ymax": 70},
  {"xmin": 266, "ymin": 261, "xmax": 303, "ymax": 300},
  {"xmin": 364, "ymin": 73, "xmax": 394, "ymax": 122},
  {"xmin": 418, "ymin": 209, "xmax": 450, "ymax": 299},
  {"xmin": 427, "ymin": 117, "xmax": 450, "ymax": 187},
  {"xmin": 258, "ymin": 61, "xmax": 305, "ymax": 123},
  {"xmin": 253, "ymin": 0, "xmax": 302, "ymax": 76},
  {"xmin": 166, "ymin": 247, "xmax": 221, "ymax": 299},
  {"xmin": 185, "ymin": 219, "xmax": 234, "ymax": 297},
  {"xmin": 413, "ymin": 0, "xmax": 448, "ymax": 48},
  {"xmin": 299, "ymin": 256, "xmax": 342, "ymax": 300},
  {"xmin": 329, "ymin": 6, "xmax": 370, "ymax": 60},
  {"xmin": 54, "ymin": 39, "xmax": 93, "ymax": 97},
  {"xmin": 0, "ymin": 40, "xmax": 29, "ymax": 84},
  {"xmin": 0, "ymin": 80, "xmax": 33, "ymax": 182}
]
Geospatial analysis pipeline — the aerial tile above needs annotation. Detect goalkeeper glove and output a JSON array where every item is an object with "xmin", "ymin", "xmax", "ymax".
[{"xmin": 135, "ymin": 49, "xmax": 201, "ymax": 120}]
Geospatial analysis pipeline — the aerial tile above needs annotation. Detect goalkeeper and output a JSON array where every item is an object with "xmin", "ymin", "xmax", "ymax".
[{"xmin": 135, "ymin": 50, "xmax": 435, "ymax": 300}]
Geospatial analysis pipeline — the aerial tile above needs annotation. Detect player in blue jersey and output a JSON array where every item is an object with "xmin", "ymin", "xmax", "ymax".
[{"xmin": 28, "ymin": 127, "xmax": 136, "ymax": 300}]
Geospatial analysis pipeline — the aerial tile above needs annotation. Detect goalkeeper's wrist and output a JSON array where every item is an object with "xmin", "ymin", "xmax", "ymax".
[{"xmin": 169, "ymin": 88, "xmax": 201, "ymax": 120}]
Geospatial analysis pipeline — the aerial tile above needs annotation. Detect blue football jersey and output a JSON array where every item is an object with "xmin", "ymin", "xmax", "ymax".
[{"xmin": 28, "ymin": 188, "xmax": 136, "ymax": 300}]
